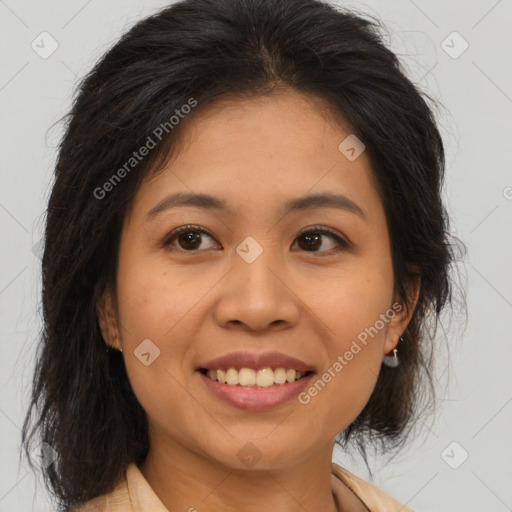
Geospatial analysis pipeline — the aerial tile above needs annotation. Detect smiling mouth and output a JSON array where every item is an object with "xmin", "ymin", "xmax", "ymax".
[{"xmin": 199, "ymin": 367, "xmax": 314, "ymax": 388}]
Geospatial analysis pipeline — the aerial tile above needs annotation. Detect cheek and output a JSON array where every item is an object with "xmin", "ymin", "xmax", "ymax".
[
  {"xmin": 114, "ymin": 266, "xmax": 200, "ymax": 431},
  {"xmin": 307, "ymin": 267, "xmax": 392, "ymax": 348},
  {"xmin": 116, "ymin": 258, "xmax": 208, "ymax": 342},
  {"xmin": 296, "ymin": 283, "xmax": 389, "ymax": 429},
  {"xmin": 298, "ymin": 266, "xmax": 393, "ymax": 413},
  {"xmin": 114, "ymin": 257, "xmax": 208, "ymax": 386}
]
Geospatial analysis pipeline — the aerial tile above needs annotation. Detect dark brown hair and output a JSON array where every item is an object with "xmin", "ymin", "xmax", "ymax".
[{"xmin": 21, "ymin": 0, "xmax": 466, "ymax": 509}]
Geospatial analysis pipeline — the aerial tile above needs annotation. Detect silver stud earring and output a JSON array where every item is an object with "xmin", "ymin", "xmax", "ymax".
[{"xmin": 382, "ymin": 336, "xmax": 403, "ymax": 368}]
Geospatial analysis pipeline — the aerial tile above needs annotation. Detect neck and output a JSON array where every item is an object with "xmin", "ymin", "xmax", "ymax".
[{"xmin": 138, "ymin": 435, "xmax": 341, "ymax": 512}]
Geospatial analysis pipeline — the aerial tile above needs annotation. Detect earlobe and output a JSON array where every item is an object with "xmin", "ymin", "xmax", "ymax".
[
  {"xmin": 96, "ymin": 290, "xmax": 121, "ymax": 351},
  {"xmin": 382, "ymin": 344, "xmax": 400, "ymax": 368}
]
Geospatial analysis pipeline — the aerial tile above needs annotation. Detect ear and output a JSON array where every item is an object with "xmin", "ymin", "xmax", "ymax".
[
  {"xmin": 96, "ymin": 289, "xmax": 122, "ymax": 351},
  {"xmin": 383, "ymin": 274, "xmax": 421, "ymax": 355}
]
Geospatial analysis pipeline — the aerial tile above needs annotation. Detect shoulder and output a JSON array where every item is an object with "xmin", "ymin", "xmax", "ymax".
[
  {"xmin": 69, "ymin": 463, "xmax": 169, "ymax": 512},
  {"xmin": 70, "ymin": 462, "xmax": 414, "ymax": 512},
  {"xmin": 68, "ymin": 469, "xmax": 132, "ymax": 512},
  {"xmin": 331, "ymin": 462, "xmax": 415, "ymax": 512}
]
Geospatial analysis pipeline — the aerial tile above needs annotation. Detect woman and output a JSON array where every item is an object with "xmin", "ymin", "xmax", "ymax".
[{"xmin": 22, "ymin": 0, "xmax": 462, "ymax": 510}]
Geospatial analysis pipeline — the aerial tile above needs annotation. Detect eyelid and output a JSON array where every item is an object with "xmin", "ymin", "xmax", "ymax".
[
  {"xmin": 161, "ymin": 224, "xmax": 217, "ymax": 248},
  {"xmin": 296, "ymin": 225, "xmax": 349, "ymax": 244},
  {"xmin": 162, "ymin": 224, "xmax": 350, "ymax": 253}
]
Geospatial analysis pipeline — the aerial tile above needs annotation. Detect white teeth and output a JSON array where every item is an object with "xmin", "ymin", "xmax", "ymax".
[
  {"xmin": 204, "ymin": 367, "xmax": 309, "ymax": 387},
  {"xmin": 256, "ymin": 367, "xmax": 274, "ymax": 387},
  {"xmin": 286, "ymin": 369, "xmax": 297, "ymax": 383},
  {"xmin": 226, "ymin": 368, "xmax": 239, "ymax": 385},
  {"xmin": 239, "ymin": 368, "xmax": 256, "ymax": 386},
  {"xmin": 274, "ymin": 367, "xmax": 287, "ymax": 384}
]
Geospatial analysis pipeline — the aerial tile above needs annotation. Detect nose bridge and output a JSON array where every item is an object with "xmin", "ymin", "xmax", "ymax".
[
  {"xmin": 233, "ymin": 236, "xmax": 285, "ymax": 305},
  {"xmin": 214, "ymin": 237, "xmax": 300, "ymax": 331}
]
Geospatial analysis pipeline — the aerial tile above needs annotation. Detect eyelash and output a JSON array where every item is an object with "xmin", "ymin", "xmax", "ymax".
[{"xmin": 161, "ymin": 224, "xmax": 350, "ymax": 255}]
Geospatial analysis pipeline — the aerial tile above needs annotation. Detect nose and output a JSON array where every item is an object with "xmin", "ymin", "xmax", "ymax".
[{"xmin": 213, "ymin": 247, "xmax": 300, "ymax": 332}]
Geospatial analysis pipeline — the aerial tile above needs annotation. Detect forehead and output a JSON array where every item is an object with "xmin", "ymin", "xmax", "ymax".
[{"xmin": 130, "ymin": 89, "xmax": 382, "ymax": 223}]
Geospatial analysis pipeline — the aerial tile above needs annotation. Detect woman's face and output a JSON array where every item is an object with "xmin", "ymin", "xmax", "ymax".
[{"xmin": 99, "ymin": 89, "xmax": 417, "ymax": 470}]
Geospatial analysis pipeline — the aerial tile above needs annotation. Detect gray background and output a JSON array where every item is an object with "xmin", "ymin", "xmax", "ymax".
[{"xmin": 1, "ymin": 1, "xmax": 511, "ymax": 511}]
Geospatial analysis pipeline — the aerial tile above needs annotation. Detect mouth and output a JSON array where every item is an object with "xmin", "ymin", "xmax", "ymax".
[
  {"xmin": 196, "ymin": 367, "xmax": 316, "ymax": 411},
  {"xmin": 198, "ymin": 367, "xmax": 315, "ymax": 389},
  {"xmin": 195, "ymin": 351, "xmax": 317, "ymax": 410}
]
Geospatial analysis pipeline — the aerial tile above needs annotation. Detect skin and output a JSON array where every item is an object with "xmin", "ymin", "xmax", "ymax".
[{"xmin": 98, "ymin": 88, "xmax": 420, "ymax": 512}]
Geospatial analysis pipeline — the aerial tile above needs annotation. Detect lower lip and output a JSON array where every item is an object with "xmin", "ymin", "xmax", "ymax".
[{"xmin": 197, "ymin": 371, "xmax": 314, "ymax": 411}]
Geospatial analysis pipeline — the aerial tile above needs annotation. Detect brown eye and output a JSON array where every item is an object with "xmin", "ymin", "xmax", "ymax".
[
  {"xmin": 162, "ymin": 225, "xmax": 349, "ymax": 254},
  {"xmin": 176, "ymin": 231, "xmax": 203, "ymax": 250},
  {"xmin": 163, "ymin": 226, "xmax": 218, "ymax": 252},
  {"xmin": 293, "ymin": 227, "xmax": 349, "ymax": 253}
]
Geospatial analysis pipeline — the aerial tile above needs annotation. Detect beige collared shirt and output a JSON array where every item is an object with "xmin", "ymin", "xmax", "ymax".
[{"xmin": 71, "ymin": 462, "xmax": 414, "ymax": 512}]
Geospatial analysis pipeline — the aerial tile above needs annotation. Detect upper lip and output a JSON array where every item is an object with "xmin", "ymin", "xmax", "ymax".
[{"xmin": 198, "ymin": 351, "xmax": 316, "ymax": 372}]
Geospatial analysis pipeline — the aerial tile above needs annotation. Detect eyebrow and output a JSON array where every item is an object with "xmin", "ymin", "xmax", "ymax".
[{"xmin": 145, "ymin": 191, "xmax": 366, "ymax": 221}]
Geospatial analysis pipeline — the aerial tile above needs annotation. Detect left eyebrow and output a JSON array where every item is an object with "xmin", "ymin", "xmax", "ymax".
[
  {"xmin": 282, "ymin": 192, "xmax": 366, "ymax": 220},
  {"xmin": 145, "ymin": 191, "xmax": 366, "ymax": 221}
]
